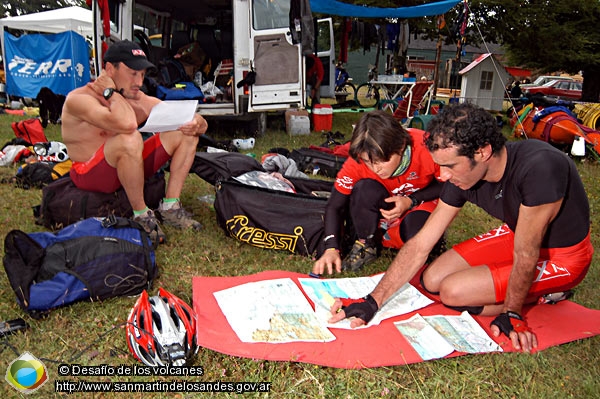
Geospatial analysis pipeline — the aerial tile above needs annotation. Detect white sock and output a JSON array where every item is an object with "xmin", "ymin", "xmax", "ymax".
[{"xmin": 160, "ymin": 198, "xmax": 180, "ymax": 211}]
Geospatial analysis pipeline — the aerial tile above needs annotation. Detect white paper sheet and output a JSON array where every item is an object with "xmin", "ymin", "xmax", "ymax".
[
  {"xmin": 213, "ymin": 278, "xmax": 336, "ymax": 343},
  {"xmin": 214, "ymin": 274, "xmax": 435, "ymax": 343},
  {"xmin": 139, "ymin": 100, "xmax": 198, "ymax": 132},
  {"xmin": 299, "ymin": 273, "xmax": 434, "ymax": 329},
  {"xmin": 394, "ymin": 312, "xmax": 503, "ymax": 360}
]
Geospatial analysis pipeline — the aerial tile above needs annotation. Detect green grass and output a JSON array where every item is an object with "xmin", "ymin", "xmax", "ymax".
[{"xmin": 0, "ymin": 110, "xmax": 598, "ymax": 398}]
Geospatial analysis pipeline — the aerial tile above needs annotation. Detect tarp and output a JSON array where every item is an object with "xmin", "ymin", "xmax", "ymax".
[
  {"xmin": 193, "ymin": 270, "xmax": 600, "ymax": 369},
  {"xmin": 3, "ymin": 30, "xmax": 91, "ymax": 97},
  {"xmin": 506, "ymin": 66, "xmax": 532, "ymax": 79},
  {"xmin": 309, "ymin": 0, "xmax": 461, "ymax": 18}
]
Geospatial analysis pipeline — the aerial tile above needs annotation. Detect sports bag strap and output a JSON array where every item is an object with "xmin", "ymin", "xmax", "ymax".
[
  {"xmin": 21, "ymin": 122, "xmax": 34, "ymax": 145},
  {"xmin": 101, "ymin": 215, "xmax": 155, "ymax": 246},
  {"xmin": 50, "ymin": 165, "xmax": 64, "ymax": 180},
  {"xmin": 80, "ymin": 193, "xmax": 89, "ymax": 220},
  {"xmin": 14, "ymin": 121, "xmax": 33, "ymax": 145},
  {"xmin": 41, "ymin": 189, "xmax": 55, "ymax": 221},
  {"xmin": 100, "ymin": 215, "xmax": 158, "ymax": 283},
  {"xmin": 541, "ymin": 114, "xmax": 575, "ymax": 143},
  {"xmin": 2, "ymin": 230, "xmax": 45, "ymax": 309}
]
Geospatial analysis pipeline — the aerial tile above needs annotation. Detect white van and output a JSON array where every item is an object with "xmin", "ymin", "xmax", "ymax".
[{"xmin": 90, "ymin": 0, "xmax": 334, "ymax": 134}]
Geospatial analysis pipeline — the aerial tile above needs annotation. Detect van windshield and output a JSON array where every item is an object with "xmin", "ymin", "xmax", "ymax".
[{"xmin": 252, "ymin": 0, "xmax": 290, "ymax": 30}]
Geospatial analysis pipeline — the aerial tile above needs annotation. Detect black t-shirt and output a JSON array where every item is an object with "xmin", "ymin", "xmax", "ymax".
[{"xmin": 441, "ymin": 140, "xmax": 590, "ymax": 248}]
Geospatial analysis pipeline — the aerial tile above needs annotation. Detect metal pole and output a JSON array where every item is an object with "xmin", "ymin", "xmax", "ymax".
[{"xmin": 433, "ymin": 34, "xmax": 442, "ymax": 97}]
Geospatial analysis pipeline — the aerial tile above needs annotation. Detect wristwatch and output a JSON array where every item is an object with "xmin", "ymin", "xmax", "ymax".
[
  {"xmin": 407, "ymin": 195, "xmax": 420, "ymax": 209},
  {"xmin": 103, "ymin": 87, "xmax": 116, "ymax": 100}
]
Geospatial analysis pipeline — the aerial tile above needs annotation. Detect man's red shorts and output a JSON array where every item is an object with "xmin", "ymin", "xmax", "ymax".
[
  {"xmin": 70, "ymin": 134, "xmax": 170, "ymax": 193},
  {"xmin": 453, "ymin": 224, "xmax": 593, "ymax": 303}
]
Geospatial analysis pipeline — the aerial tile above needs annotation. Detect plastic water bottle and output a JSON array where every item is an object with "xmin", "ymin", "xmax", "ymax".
[
  {"xmin": 197, "ymin": 194, "xmax": 215, "ymax": 204},
  {"xmin": 232, "ymin": 138, "xmax": 255, "ymax": 150}
]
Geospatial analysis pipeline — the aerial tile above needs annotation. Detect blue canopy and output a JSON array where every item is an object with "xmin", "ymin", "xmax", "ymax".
[{"xmin": 310, "ymin": 0, "xmax": 461, "ymax": 18}]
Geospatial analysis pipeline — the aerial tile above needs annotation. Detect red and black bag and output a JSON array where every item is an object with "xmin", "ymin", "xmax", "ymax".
[{"xmin": 11, "ymin": 118, "xmax": 48, "ymax": 145}]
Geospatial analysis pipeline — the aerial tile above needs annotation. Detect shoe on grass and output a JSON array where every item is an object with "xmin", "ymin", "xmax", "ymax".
[
  {"xmin": 157, "ymin": 200, "xmax": 203, "ymax": 231},
  {"xmin": 134, "ymin": 209, "xmax": 166, "ymax": 244},
  {"xmin": 342, "ymin": 240, "xmax": 377, "ymax": 272}
]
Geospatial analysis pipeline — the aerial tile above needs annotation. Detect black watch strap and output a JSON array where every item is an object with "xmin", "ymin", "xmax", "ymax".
[{"xmin": 408, "ymin": 195, "xmax": 419, "ymax": 209}]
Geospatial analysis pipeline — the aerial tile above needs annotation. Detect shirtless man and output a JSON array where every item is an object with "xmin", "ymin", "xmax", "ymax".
[{"xmin": 61, "ymin": 40, "xmax": 208, "ymax": 242}]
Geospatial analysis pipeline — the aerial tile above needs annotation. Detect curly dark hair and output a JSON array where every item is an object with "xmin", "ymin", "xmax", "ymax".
[
  {"xmin": 349, "ymin": 110, "xmax": 412, "ymax": 163},
  {"xmin": 425, "ymin": 102, "xmax": 506, "ymax": 160}
]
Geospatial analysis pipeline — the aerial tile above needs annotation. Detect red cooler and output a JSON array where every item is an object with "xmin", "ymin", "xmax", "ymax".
[{"xmin": 312, "ymin": 104, "xmax": 333, "ymax": 131}]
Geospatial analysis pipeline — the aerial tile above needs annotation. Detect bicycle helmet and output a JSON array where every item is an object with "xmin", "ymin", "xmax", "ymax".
[{"xmin": 126, "ymin": 288, "xmax": 198, "ymax": 366}]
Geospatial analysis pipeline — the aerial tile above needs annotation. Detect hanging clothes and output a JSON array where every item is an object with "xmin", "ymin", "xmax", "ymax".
[
  {"xmin": 399, "ymin": 20, "xmax": 409, "ymax": 54},
  {"xmin": 289, "ymin": 0, "xmax": 315, "ymax": 54},
  {"xmin": 386, "ymin": 23, "xmax": 399, "ymax": 51},
  {"xmin": 363, "ymin": 23, "xmax": 378, "ymax": 54},
  {"xmin": 338, "ymin": 18, "xmax": 351, "ymax": 63}
]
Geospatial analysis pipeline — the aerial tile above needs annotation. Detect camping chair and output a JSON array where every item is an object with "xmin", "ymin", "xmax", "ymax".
[{"xmin": 392, "ymin": 80, "xmax": 435, "ymax": 122}]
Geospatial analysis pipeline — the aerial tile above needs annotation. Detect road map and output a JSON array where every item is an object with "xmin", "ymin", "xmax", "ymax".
[
  {"xmin": 394, "ymin": 312, "xmax": 503, "ymax": 360},
  {"xmin": 298, "ymin": 274, "xmax": 434, "ymax": 329},
  {"xmin": 213, "ymin": 278, "xmax": 336, "ymax": 343},
  {"xmin": 214, "ymin": 274, "xmax": 435, "ymax": 343}
]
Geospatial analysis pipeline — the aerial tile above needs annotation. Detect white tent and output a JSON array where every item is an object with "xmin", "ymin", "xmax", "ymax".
[{"xmin": 0, "ymin": 6, "xmax": 94, "ymax": 37}]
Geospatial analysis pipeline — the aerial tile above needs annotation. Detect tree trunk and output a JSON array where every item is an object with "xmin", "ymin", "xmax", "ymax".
[{"xmin": 581, "ymin": 65, "xmax": 600, "ymax": 103}]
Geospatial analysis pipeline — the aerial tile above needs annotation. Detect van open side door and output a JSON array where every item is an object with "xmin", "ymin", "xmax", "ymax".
[
  {"xmin": 246, "ymin": 0, "xmax": 304, "ymax": 111},
  {"xmin": 316, "ymin": 17, "xmax": 335, "ymax": 99}
]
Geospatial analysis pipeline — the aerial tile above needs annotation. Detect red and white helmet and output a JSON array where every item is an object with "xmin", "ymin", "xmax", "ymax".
[{"xmin": 126, "ymin": 288, "xmax": 198, "ymax": 366}]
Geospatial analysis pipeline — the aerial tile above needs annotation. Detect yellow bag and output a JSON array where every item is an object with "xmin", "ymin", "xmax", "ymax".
[{"xmin": 16, "ymin": 159, "xmax": 72, "ymax": 189}]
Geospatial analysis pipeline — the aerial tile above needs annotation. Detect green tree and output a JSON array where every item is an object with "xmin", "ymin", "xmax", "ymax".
[
  {"xmin": 2, "ymin": 0, "xmax": 86, "ymax": 18},
  {"xmin": 469, "ymin": 0, "xmax": 600, "ymax": 102},
  {"xmin": 332, "ymin": 1, "xmax": 599, "ymax": 101}
]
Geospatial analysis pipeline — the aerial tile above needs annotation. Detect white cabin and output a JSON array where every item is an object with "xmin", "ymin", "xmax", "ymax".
[{"xmin": 459, "ymin": 53, "xmax": 510, "ymax": 112}]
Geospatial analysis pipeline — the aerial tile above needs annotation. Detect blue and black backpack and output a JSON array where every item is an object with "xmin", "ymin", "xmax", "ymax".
[{"xmin": 3, "ymin": 216, "xmax": 158, "ymax": 318}]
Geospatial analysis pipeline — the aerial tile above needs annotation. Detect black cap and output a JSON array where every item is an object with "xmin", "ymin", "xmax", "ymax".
[{"xmin": 104, "ymin": 40, "xmax": 155, "ymax": 71}]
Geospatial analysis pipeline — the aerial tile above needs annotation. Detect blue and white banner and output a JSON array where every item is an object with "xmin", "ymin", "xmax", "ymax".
[{"xmin": 4, "ymin": 30, "xmax": 90, "ymax": 98}]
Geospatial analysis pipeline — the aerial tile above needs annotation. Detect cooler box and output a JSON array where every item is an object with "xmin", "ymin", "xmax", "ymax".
[{"xmin": 312, "ymin": 104, "xmax": 333, "ymax": 132}]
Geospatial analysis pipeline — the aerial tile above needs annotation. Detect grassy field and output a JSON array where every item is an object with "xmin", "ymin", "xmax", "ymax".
[{"xmin": 0, "ymin": 108, "xmax": 598, "ymax": 398}]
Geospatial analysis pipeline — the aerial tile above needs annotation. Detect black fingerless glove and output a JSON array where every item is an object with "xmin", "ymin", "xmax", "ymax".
[
  {"xmin": 340, "ymin": 294, "xmax": 379, "ymax": 324},
  {"xmin": 491, "ymin": 311, "xmax": 530, "ymax": 337}
]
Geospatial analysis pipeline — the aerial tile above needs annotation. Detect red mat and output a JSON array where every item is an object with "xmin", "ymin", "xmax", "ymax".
[{"xmin": 192, "ymin": 271, "xmax": 600, "ymax": 369}]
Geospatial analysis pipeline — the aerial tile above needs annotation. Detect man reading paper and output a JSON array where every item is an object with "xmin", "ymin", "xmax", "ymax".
[{"xmin": 61, "ymin": 40, "xmax": 208, "ymax": 243}]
